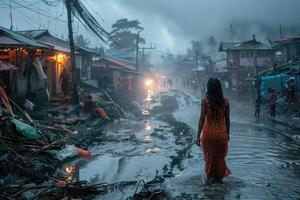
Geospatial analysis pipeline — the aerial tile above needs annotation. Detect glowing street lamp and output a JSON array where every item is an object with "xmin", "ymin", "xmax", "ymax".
[{"xmin": 145, "ymin": 79, "xmax": 153, "ymax": 87}]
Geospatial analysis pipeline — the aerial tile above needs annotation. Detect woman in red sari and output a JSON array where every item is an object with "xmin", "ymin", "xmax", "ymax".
[{"xmin": 196, "ymin": 78, "xmax": 231, "ymax": 181}]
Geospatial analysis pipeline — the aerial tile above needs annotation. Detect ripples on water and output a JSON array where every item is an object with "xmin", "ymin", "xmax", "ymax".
[
  {"xmin": 65, "ymin": 98, "xmax": 300, "ymax": 200},
  {"xmin": 218, "ymin": 125, "xmax": 300, "ymax": 199}
]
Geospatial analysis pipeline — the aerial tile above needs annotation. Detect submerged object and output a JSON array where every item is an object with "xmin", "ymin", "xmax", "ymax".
[
  {"xmin": 96, "ymin": 107, "xmax": 109, "ymax": 119},
  {"xmin": 77, "ymin": 147, "xmax": 92, "ymax": 158}
]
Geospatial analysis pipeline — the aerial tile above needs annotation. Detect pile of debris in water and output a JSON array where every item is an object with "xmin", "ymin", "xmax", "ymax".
[
  {"xmin": 0, "ymin": 87, "xmax": 194, "ymax": 199},
  {"xmin": 0, "ymin": 87, "xmax": 139, "ymax": 199}
]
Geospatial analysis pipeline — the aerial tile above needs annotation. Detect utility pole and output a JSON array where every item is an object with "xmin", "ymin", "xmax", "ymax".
[
  {"xmin": 195, "ymin": 49, "xmax": 199, "ymax": 82},
  {"xmin": 253, "ymin": 34, "xmax": 258, "ymax": 77},
  {"xmin": 230, "ymin": 24, "xmax": 233, "ymax": 41},
  {"xmin": 195, "ymin": 50, "xmax": 199, "ymax": 67},
  {"xmin": 9, "ymin": 0, "xmax": 13, "ymax": 30},
  {"xmin": 136, "ymin": 31, "xmax": 140, "ymax": 72},
  {"xmin": 140, "ymin": 44, "xmax": 156, "ymax": 72},
  {"xmin": 66, "ymin": 0, "xmax": 79, "ymax": 105},
  {"xmin": 279, "ymin": 24, "xmax": 283, "ymax": 39}
]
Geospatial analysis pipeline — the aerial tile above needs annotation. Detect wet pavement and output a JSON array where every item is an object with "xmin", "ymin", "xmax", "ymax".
[{"xmin": 65, "ymin": 90, "xmax": 300, "ymax": 199}]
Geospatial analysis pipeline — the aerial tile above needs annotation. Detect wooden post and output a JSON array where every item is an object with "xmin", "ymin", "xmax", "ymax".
[
  {"xmin": 26, "ymin": 49, "xmax": 35, "ymax": 95},
  {"xmin": 66, "ymin": 0, "xmax": 79, "ymax": 104},
  {"xmin": 136, "ymin": 31, "xmax": 140, "ymax": 72}
]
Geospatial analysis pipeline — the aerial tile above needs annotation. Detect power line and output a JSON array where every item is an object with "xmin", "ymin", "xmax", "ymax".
[
  {"xmin": 69, "ymin": 0, "xmax": 112, "ymax": 42},
  {"xmin": 9, "ymin": 0, "xmax": 67, "ymax": 23},
  {"xmin": 23, "ymin": 0, "xmax": 64, "ymax": 21},
  {"xmin": 0, "ymin": 0, "xmax": 39, "ymax": 29},
  {"xmin": 81, "ymin": 0, "xmax": 112, "ymax": 32},
  {"xmin": 9, "ymin": 0, "xmax": 14, "ymax": 30}
]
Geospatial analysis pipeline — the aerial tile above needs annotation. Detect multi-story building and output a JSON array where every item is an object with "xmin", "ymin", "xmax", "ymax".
[{"xmin": 219, "ymin": 35, "xmax": 275, "ymax": 95}]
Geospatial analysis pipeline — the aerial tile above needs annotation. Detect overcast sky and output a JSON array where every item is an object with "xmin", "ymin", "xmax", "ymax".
[{"xmin": 0, "ymin": 0, "xmax": 300, "ymax": 55}]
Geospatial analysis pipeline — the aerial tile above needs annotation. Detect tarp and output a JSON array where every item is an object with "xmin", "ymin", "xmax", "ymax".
[
  {"xmin": 10, "ymin": 118, "xmax": 40, "ymax": 139},
  {"xmin": 260, "ymin": 73, "xmax": 300, "ymax": 97}
]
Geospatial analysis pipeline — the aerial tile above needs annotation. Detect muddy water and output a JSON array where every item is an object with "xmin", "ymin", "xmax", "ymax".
[
  {"xmin": 173, "ymin": 92, "xmax": 300, "ymax": 199},
  {"xmin": 67, "ymin": 92, "xmax": 300, "ymax": 199},
  {"xmin": 167, "ymin": 124, "xmax": 300, "ymax": 199}
]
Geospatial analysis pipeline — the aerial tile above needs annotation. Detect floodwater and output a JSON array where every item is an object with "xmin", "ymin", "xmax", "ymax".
[{"xmin": 66, "ymin": 90, "xmax": 300, "ymax": 199}]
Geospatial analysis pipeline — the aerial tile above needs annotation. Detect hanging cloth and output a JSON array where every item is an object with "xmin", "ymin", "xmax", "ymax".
[
  {"xmin": 33, "ymin": 57, "xmax": 47, "ymax": 80},
  {"xmin": 0, "ymin": 85, "xmax": 13, "ymax": 114}
]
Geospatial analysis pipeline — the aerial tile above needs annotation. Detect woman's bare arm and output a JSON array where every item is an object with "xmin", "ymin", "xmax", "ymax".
[
  {"xmin": 225, "ymin": 101, "xmax": 230, "ymax": 141},
  {"xmin": 196, "ymin": 99, "xmax": 206, "ymax": 144}
]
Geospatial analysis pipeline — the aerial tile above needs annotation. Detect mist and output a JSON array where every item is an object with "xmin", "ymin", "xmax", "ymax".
[{"xmin": 1, "ymin": 0, "xmax": 299, "ymax": 54}]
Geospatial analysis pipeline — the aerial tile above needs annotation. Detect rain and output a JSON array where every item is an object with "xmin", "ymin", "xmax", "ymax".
[{"xmin": 0, "ymin": 0, "xmax": 300, "ymax": 199}]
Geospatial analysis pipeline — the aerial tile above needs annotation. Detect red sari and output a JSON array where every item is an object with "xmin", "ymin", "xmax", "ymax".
[{"xmin": 201, "ymin": 99, "xmax": 231, "ymax": 178}]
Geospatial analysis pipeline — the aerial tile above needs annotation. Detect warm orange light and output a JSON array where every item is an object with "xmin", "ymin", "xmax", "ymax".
[
  {"xmin": 65, "ymin": 165, "xmax": 75, "ymax": 174},
  {"xmin": 145, "ymin": 79, "xmax": 153, "ymax": 87},
  {"xmin": 56, "ymin": 54, "xmax": 65, "ymax": 63}
]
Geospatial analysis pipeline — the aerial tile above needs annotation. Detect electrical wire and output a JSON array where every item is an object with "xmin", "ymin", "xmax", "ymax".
[
  {"xmin": 9, "ymin": 0, "xmax": 67, "ymax": 23},
  {"xmin": 70, "ymin": 0, "xmax": 112, "ymax": 42},
  {"xmin": 81, "ymin": 0, "xmax": 112, "ymax": 32},
  {"xmin": 0, "ymin": 0, "xmax": 39, "ymax": 28}
]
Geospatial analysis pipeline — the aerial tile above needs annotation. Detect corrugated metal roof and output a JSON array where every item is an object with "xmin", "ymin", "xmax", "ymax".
[
  {"xmin": 38, "ymin": 35, "xmax": 71, "ymax": 53},
  {"xmin": 0, "ymin": 35, "xmax": 22, "ymax": 45},
  {"xmin": 273, "ymin": 35, "xmax": 300, "ymax": 48},
  {"xmin": 93, "ymin": 57, "xmax": 136, "ymax": 71},
  {"xmin": 18, "ymin": 30, "xmax": 48, "ymax": 39},
  {"xmin": 76, "ymin": 45, "xmax": 99, "ymax": 55},
  {"xmin": 0, "ymin": 26, "xmax": 50, "ymax": 48},
  {"xmin": 20, "ymin": 30, "xmax": 98, "ymax": 55},
  {"xmin": 105, "ymin": 49, "xmax": 136, "ymax": 61},
  {"xmin": 18, "ymin": 30, "xmax": 70, "ymax": 52},
  {"xmin": 219, "ymin": 40, "xmax": 272, "ymax": 51}
]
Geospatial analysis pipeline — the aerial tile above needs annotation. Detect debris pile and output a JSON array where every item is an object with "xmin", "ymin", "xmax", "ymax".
[
  {"xmin": 0, "ymin": 87, "xmax": 138, "ymax": 199},
  {"xmin": 151, "ymin": 92, "xmax": 178, "ymax": 114}
]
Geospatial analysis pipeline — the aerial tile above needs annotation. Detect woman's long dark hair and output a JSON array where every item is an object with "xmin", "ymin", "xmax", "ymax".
[{"xmin": 206, "ymin": 78, "xmax": 225, "ymax": 119}]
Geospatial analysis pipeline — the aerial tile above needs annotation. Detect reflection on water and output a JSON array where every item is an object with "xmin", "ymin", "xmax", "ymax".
[
  {"xmin": 65, "ymin": 165, "xmax": 75, "ymax": 174},
  {"xmin": 143, "ymin": 135, "xmax": 153, "ymax": 142},
  {"xmin": 142, "ymin": 108, "xmax": 150, "ymax": 116},
  {"xmin": 144, "ymin": 122, "xmax": 152, "ymax": 131},
  {"xmin": 63, "ymin": 107, "xmax": 300, "ymax": 199},
  {"xmin": 62, "ymin": 165, "xmax": 76, "ymax": 183},
  {"xmin": 145, "ymin": 146, "xmax": 160, "ymax": 153}
]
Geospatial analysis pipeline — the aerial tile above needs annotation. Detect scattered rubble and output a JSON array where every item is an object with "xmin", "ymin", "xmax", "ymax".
[{"xmin": 0, "ymin": 87, "xmax": 139, "ymax": 199}]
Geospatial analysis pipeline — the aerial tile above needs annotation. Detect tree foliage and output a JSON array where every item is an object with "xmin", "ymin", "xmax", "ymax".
[
  {"xmin": 75, "ymin": 34, "xmax": 90, "ymax": 48},
  {"xmin": 110, "ymin": 18, "xmax": 145, "ymax": 50},
  {"xmin": 208, "ymin": 35, "xmax": 217, "ymax": 47},
  {"xmin": 187, "ymin": 40, "xmax": 203, "ymax": 57}
]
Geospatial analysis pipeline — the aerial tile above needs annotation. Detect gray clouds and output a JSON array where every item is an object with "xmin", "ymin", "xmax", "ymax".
[{"xmin": 0, "ymin": 0, "xmax": 299, "ymax": 54}]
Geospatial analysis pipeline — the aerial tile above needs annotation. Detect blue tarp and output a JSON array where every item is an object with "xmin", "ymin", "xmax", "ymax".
[{"xmin": 260, "ymin": 73, "xmax": 300, "ymax": 97}]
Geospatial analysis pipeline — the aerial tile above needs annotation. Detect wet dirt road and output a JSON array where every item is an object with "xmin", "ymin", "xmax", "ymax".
[{"xmin": 66, "ymin": 91, "xmax": 300, "ymax": 199}]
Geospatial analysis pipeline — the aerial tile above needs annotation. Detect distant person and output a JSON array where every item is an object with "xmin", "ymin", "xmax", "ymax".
[
  {"xmin": 268, "ymin": 88, "xmax": 277, "ymax": 117},
  {"xmin": 254, "ymin": 94, "xmax": 262, "ymax": 118},
  {"xmin": 196, "ymin": 78, "xmax": 231, "ymax": 182},
  {"xmin": 167, "ymin": 79, "xmax": 173, "ymax": 89},
  {"xmin": 287, "ymin": 77, "xmax": 296, "ymax": 104},
  {"xmin": 59, "ymin": 68, "xmax": 70, "ymax": 96}
]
